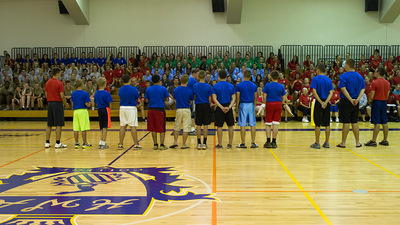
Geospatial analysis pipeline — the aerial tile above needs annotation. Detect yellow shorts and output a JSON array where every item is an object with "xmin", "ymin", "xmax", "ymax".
[{"xmin": 73, "ymin": 109, "xmax": 90, "ymax": 131}]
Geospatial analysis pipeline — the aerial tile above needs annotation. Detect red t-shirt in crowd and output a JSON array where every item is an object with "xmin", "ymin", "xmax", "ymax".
[
  {"xmin": 114, "ymin": 68, "xmax": 124, "ymax": 78},
  {"xmin": 365, "ymin": 82, "xmax": 372, "ymax": 96},
  {"xmin": 269, "ymin": 59, "xmax": 281, "ymax": 68},
  {"xmin": 369, "ymin": 55, "xmax": 382, "ymax": 63},
  {"xmin": 287, "ymin": 61, "xmax": 299, "ymax": 71},
  {"xmin": 266, "ymin": 58, "xmax": 274, "ymax": 65},
  {"xmin": 392, "ymin": 75, "xmax": 400, "ymax": 86},
  {"xmin": 140, "ymin": 67, "xmax": 150, "ymax": 75},
  {"xmin": 299, "ymin": 94, "xmax": 310, "ymax": 106},
  {"xmin": 291, "ymin": 79, "xmax": 303, "ymax": 91},
  {"xmin": 45, "ymin": 78, "xmax": 65, "ymax": 102},
  {"xmin": 371, "ymin": 78, "xmax": 390, "ymax": 101},
  {"xmin": 358, "ymin": 70, "xmax": 368, "ymax": 78},
  {"xmin": 370, "ymin": 60, "xmax": 379, "ymax": 70},
  {"xmin": 396, "ymin": 55, "xmax": 400, "ymax": 63},
  {"xmin": 139, "ymin": 82, "xmax": 146, "ymax": 89},
  {"xmin": 278, "ymin": 78, "xmax": 289, "ymax": 87},
  {"xmin": 130, "ymin": 72, "xmax": 143, "ymax": 80},
  {"xmin": 384, "ymin": 60, "xmax": 393, "ymax": 73},
  {"xmin": 301, "ymin": 84, "xmax": 311, "ymax": 94},
  {"xmin": 4, "ymin": 59, "xmax": 15, "ymax": 66},
  {"xmin": 358, "ymin": 60, "xmax": 366, "ymax": 69},
  {"xmin": 303, "ymin": 60, "xmax": 314, "ymax": 69},
  {"xmin": 103, "ymin": 70, "xmax": 115, "ymax": 85},
  {"xmin": 387, "ymin": 93, "xmax": 397, "ymax": 104},
  {"xmin": 129, "ymin": 58, "xmax": 136, "ymax": 65},
  {"xmin": 290, "ymin": 71, "xmax": 303, "ymax": 79},
  {"xmin": 303, "ymin": 70, "xmax": 316, "ymax": 80},
  {"xmin": 330, "ymin": 91, "xmax": 340, "ymax": 104}
]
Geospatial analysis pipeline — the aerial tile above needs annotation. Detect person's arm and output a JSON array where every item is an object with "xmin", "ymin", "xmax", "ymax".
[
  {"xmin": 85, "ymin": 101, "xmax": 91, "ymax": 108},
  {"xmin": 60, "ymin": 92, "xmax": 69, "ymax": 108},
  {"xmin": 354, "ymin": 89, "xmax": 365, "ymax": 106},
  {"xmin": 340, "ymin": 87, "xmax": 353, "ymax": 102},
  {"xmin": 253, "ymin": 92, "xmax": 257, "ymax": 107},
  {"xmin": 236, "ymin": 92, "xmax": 240, "ymax": 114},
  {"xmin": 368, "ymin": 90, "xmax": 375, "ymax": 103},
  {"xmin": 228, "ymin": 93, "xmax": 236, "ymax": 113},
  {"xmin": 312, "ymin": 89, "xmax": 323, "ymax": 106},
  {"xmin": 212, "ymin": 94, "xmax": 224, "ymax": 110},
  {"xmin": 263, "ymin": 93, "xmax": 267, "ymax": 105}
]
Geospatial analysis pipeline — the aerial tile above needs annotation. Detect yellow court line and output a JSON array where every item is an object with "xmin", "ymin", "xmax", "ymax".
[
  {"xmin": 269, "ymin": 149, "xmax": 333, "ymax": 225},
  {"xmin": 361, "ymin": 155, "xmax": 400, "ymax": 157}
]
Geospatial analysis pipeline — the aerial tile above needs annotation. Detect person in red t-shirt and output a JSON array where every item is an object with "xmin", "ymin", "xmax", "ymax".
[
  {"xmin": 130, "ymin": 67, "xmax": 143, "ymax": 80},
  {"xmin": 357, "ymin": 65, "xmax": 368, "ymax": 78},
  {"xmin": 282, "ymin": 90, "xmax": 294, "ymax": 123},
  {"xmin": 287, "ymin": 55, "xmax": 299, "ymax": 73},
  {"xmin": 277, "ymin": 72, "xmax": 289, "ymax": 89},
  {"xmin": 370, "ymin": 55, "xmax": 380, "ymax": 70},
  {"xmin": 291, "ymin": 73, "xmax": 303, "ymax": 101},
  {"xmin": 301, "ymin": 78, "xmax": 312, "ymax": 96},
  {"xmin": 330, "ymin": 85, "xmax": 341, "ymax": 123},
  {"xmin": 358, "ymin": 55, "xmax": 367, "ymax": 69},
  {"xmin": 4, "ymin": 54, "xmax": 15, "ymax": 67},
  {"xmin": 391, "ymin": 70, "xmax": 400, "ymax": 88},
  {"xmin": 114, "ymin": 63, "xmax": 124, "ymax": 87},
  {"xmin": 384, "ymin": 55, "xmax": 394, "ymax": 73},
  {"xmin": 303, "ymin": 55, "xmax": 314, "ymax": 71},
  {"xmin": 128, "ymin": 53, "xmax": 137, "ymax": 66},
  {"xmin": 365, "ymin": 68, "xmax": 390, "ymax": 147},
  {"xmin": 290, "ymin": 65, "xmax": 303, "ymax": 82},
  {"xmin": 364, "ymin": 76, "xmax": 373, "ymax": 96},
  {"xmin": 44, "ymin": 68, "xmax": 70, "ymax": 149},
  {"xmin": 102, "ymin": 64, "xmax": 116, "ymax": 92},
  {"xmin": 302, "ymin": 64, "xmax": 316, "ymax": 81},
  {"xmin": 140, "ymin": 62, "xmax": 150, "ymax": 75},
  {"xmin": 369, "ymin": 49, "xmax": 382, "ymax": 63},
  {"xmin": 269, "ymin": 55, "xmax": 281, "ymax": 70},
  {"xmin": 298, "ymin": 88, "xmax": 311, "ymax": 122}
]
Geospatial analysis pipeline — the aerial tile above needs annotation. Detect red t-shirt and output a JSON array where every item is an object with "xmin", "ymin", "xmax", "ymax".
[
  {"xmin": 129, "ymin": 58, "xmax": 136, "ymax": 65},
  {"xmin": 138, "ymin": 60, "xmax": 144, "ymax": 68},
  {"xmin": 269, "ymin": 59, "xmax": 281, "ymax": 68},
  {"xmin": 330, "ymin": 91, "xmax": 340, "ymax": 104},
  {"xmin": 303, "ymin": 60, "xmax": 314, "ymax": 68},
  {"xmin": 114, "ymin": 68, "xmax": 124, "ymax": 78},
  {"xmin": 358, "ymin": 70, "xmax": 368, "ymax": 78},
  {"xmin": 287, "ymin": 61, "xmax": 299, "ymax": 71},
  {"xmin": 392, "ymin": 76, "xmax": 400, "ymax": 86},
  {"xmin": 45, "ymin": 78, "xmax": 65, "ymax": 102},
  {"xmin": 369, "ymin": 55, "xmax": 382, "ymax": 63},
  {"xmin": 365, "ymin": 82, "xmax": 372, "ymax": 96},
  {"xmin": 140, "ymin": 68, "xmax": 150, "ymax": 75},
  {"xmin": 139, "ymin": 82, "xmax": 146, "ymax": 89},
  {"xmin": 299, "ymin": 94, "xmax": 310, "ymax": 106},
  {"xmin": 358, "ymin": 60, "xmax": 366, "ymax": 69},
  {"xmin": 266, "ymin": 58, "xmax": 274, "ymax": 65},
  {"xmin": 4, "ymin": 59, "xmax": 15, "ymax": 66},
  {"xmin": 278, "ymin": 78, "xmax": 289, "ymax": 87},
  {"xmin": 290, "ymin": 71, "xmax": 303, "ymax": 79},
  {"xmin": 291, "ymin": 79, "xmax": 303, "ymax": 91},
  {"xmin": 130, "ymin": 72, "xmax": 143, "ymax": 80},
  {"xmin": 387, "ymin": 93, "xmax": 397, "ymax": 104},
  {"xmin": 302, "ymin": 70, "xmax": 316, "ymax": 80},
  {"xmin": 301, "ymin": 84, "xmax": 311, "ymax": 94},
  {"xmin": 384, "ymin": 61, "xmax": 393, "ymax": 73},
  {"xmin": 396, "ymin": 55, "xmax": 400, "ymax": 63},
  {"xmin": 371, "ymin": 78, "xmax": 390, "ymax": 101},
  {"xmin": 103, "ymin": 70, "xmax": 115, "ymax": 85},
  {"xmin": 370, "ymin": 60, "xmax": 379, "ymax": 70}
]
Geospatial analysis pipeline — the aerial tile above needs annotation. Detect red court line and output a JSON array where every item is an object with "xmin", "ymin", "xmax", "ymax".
[
  {"xmin": 0, "ymin": 136, "xmax": 75, "ymax": 168},
  {"xmin": 212, "ymin": 132, "xmax": 217, "ymax": 225}
]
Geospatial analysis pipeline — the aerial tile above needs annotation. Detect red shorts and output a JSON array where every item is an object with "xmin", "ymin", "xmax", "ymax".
[
  {"xmin": 147, "ymin": 109, "xmax": 166, "ymax": 133},
  {"xmin": 265, "ymin": 102, "xmax": 282, "ymax": 125}
]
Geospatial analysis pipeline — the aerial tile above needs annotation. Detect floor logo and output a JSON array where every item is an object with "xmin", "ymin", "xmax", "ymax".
[{"xmin": 0, "ymin": 166, "xmax": 218, "ymax": 225}]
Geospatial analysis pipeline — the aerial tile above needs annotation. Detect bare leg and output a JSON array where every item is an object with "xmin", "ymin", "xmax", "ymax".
[
  {"xmin": 325, "ymin": 126, "xmax": 331, "ymax": 144},
  {"xmin": 217, "ymin": 127, "xmax": 223, "ymax": 146},
  {"xmin": 240, "ymin": 127, "xmax": 246, "ymax": 144},
  {"xmin": 119, "ymin": 125, "xmax": 127, "ymax": 144},
  {"xmin": 151, "ymin": 132, "xmax": 157, "ymax": 144},
  {"xmin": 21, "ymin": 96, "xmax": 25, "ymax": 108},
  {"xmin": 101, "ymin": 128, "xmax": 108, "ymax": 142},
  {"xmin": 351, "ymin": 123, "xmax": 360, "ymax": 146},
  {"xmin": 55, "ymin": 126, "xmax": 62, "ymax": 141},
  {"xmin": 130, "ymin": 126, "xmax": 138, "ymax": 145},
  {"xmin": 371, "ymin": 124, "xmax": 380, "ymax": 142},
  {"xmin": 172, "ymin": 130, "xmax": 179, "ymax": 145},
  {"xmin": 204, "ymin": 125, "xmax": 208, "ymax": 140},
  {"xmin": 82, "ymin": 131, "xmax": 87, "ymax": 143},
  {"xmin": 160, "ymin": 132, "xmax": 165, "ymax": 145},
  {"xmin": 251, "ymin": 126, "xmax": 256, "ymax": 143},
  {"xmin": 382, "ymin": 124, "xmax": 389, "ymax": 141},
  {"xmin": 182, "ymin": 132, "xmax": 188, "ymax": 146},
  {"xmin": 266, "ymin": 125, "xmax": 271, "ymax": 139},
  {"xmin": 26, "ymin": 96, "xmax": 31, "ymax": 109},
  {"xmin": 141, "ymin": 106, "xmax": 145, "ymax": 120},
  {"xmin": 196, "ymin": 126, "xmax": 201, "ymax": 140},
  {"xmin": 46, "ymin": 126, "xmax": 52, "ymax": 141},
  {"xmin": 12, "ymin": 99, "xmax": 15, "ymax": 110},
  {"xmin": 272, "ymin": 124, "xmax": 279, "ymax": 138},
  {"xmin": 74, "ymin": 131, "xmax": 79, "ymax": 143},
  {"xmin": 340, "ymin": 123, "xmax": 350, "ymax": 146},
  {"xmin": 31, "ymin": 97, "xmax": 35, "ymax": 108},
  {"xmin": 315, "ymin": 126, "xmax": 320, "ymax": 144},
  {"xmin": 228, "ymin": 126, "xmax": 234, "ymax": 146}
]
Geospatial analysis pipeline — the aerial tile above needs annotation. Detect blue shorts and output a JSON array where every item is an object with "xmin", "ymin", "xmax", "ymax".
[
  {"xmin": 371, "ymin": 100, "xmax": 387, "ymax": 124},
  {"xmin": 238, "ymin": 103, "xmax": 256, "ymax": 127},
  {"xmin": 330, "ymin": 105, "xmax": 338, "ymax": 113}
]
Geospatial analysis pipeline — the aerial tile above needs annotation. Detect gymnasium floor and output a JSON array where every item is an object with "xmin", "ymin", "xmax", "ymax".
[{"xmin": 0, "ymin": 120, "xmax": 399, "ymax": 225}]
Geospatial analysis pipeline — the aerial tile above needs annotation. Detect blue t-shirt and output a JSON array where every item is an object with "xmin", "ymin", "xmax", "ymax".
[
  {"xmin": 71, "ymin": 90, "xmax": 90, "ymax": 110},
  {"xmin": 263, "ymin": 82, "xmax": 286, "ymax": 102},
  {"xmin": 119, "ymin": 85, "xmax": 140, "ymax": 106},
  {"xmin": 310, "ymin": 75, "xmax": 334, "ymax": 100},
  {"xmin": 145, "ymin": 85, "xmax": 169, "ymax": 108},
  {"xmin": 87, "ymin": 57, "xmax": 96, "ymax": 64},
  {"xmin": 187, "ymin": 77, "xmax": 197, "ymax": 91},
  {"xmin": 61, "ymin": 58, "xmax": 69, "ymax": 65},
  {"xmin": 79, "ymin": 58, "xmax": 88, "ymax": 65},
  {"xmin": 97, "ymin": 57, "xmax": 106, "ymax": 67},
  {"xmin": 173, "ymin": 86, "xmax": 194, "ymax": 108},
  {"xmin": 94, "ymin": 90, "xmax": 113, "ymax": 109},
  {"xmin": 68, "ymin": 57, "xmax": 78, "ymax": 65},
  {"xmin": 338, "ymin": 71, "xmax": 366, "ymax": 99},
  {"xmin": 236, "ymin": 80, "xmax": 257, "ymax": 103},
  {"xmin": 212, "ymin": 81, "xmax": 235, "ymax": 105},
  {"xmin": 51, "ymin": 58, "xmax": 60, "ymax": 65},
  {"xmin": 193, "ymin": 82, "xmax": 212, "ymax": 104},
  {"xmin": 114, "ymin": 57, "xmax": 127, "ymax": 66}
]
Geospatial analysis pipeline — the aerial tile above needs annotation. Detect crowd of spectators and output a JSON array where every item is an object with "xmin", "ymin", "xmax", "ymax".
[{"xmin": 1, "ymin": 49, "xmax": 400, "ymax": 122}]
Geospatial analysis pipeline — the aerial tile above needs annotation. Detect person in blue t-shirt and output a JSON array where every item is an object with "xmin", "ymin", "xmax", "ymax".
[
  {"xmin": 114, "ymin": 52, "xmax": 127, "ymax": 66},
  {"xmin": 236, "ymin": 70, "xmax": 258, "ymax": 149},
  {"xmin": 212, "ymin": 70, "xmax": 236, "ymax": 149},
  {"xmin": 187, "ymin": 68, "xmax": 199, "ymax": 134},
  {"xmin": 71, "ymin": 79, "xmax": 92, "ymax": 149},
  {"xmin": 262, "ymin": 70, "xmax": 287, "ymax": 149},
  {"xmin": 145, "ymin": 75, "xmax": 170, "ymax": 150},
  {"xmin": 169, "ymin": 74, "xmax": 194, "ymax": 149},
  {"xmin": 310, "ymin": 64, "xmax": 334, "ymax": 149},
  {"xmin": 97, "ymin": 52, "xmax": 106, "ymax": 68},
  {"xmin": 87, "ymin": 52, "xmax": 96, "ymax": 65},
  {"xmin": 337, "ymin": 59, "xmax": 365, "ymax": 148},
  {"xmin": 118, "ymin": 74, "xmax": 141, "ymax": 150},
  {"xmin": 94, "ymin": 77, "xmax": 113, "ymax": 149},
  {"xmin": 61, "ymin": 52, "xmax": 69, "ymax": 66},
  {"xmin": 79, "ymin": 52, "xmax": 88, "ymax": 65},
  {"xmin": 69, "ymin": 53, "xmax": 78, "ymax": 65},
  {"xmin": 51, "ymin": 53, "xmax": 61, "ymax": 66},
  {"xmin": 193, "ymin": 70, "xmax": 212, "ymax": 150}
]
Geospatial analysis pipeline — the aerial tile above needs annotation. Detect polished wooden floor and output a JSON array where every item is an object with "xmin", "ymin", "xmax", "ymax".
[{"xmin": 0, "ymin": 119, "xmax": 400, "ymax": 225}]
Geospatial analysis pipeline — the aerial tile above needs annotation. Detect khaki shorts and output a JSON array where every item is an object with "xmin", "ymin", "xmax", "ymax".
[
  {"xmin": 119, "ymin": 106, "xmax": 138, "ymax": 127},
  {"xmin": 174, "ymin": 108, "xmax": 191, "ymax": 132}
]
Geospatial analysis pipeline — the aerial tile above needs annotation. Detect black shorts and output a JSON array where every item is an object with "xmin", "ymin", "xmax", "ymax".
[
  {"xmin": 98, "ymin": 107, "xmax": 111, "ymax": 129},
  {"xmin": 190, "ymin": 102, "xmax": 196, "ymax": 118},
  {"xmin": 195, "ymin": 103, "xmax": 211, "ymax": 126},
  {"xmin": 314, "ymin": 100, "xmax": 330, "ymax": 127},
  {"xmin": 47, "ymin": 101, "xmax": 65, "ymax": 127},
  {"xmin": 66, "ymin": 98, "xmax": 71, "ymax": 104},
  {"xmin": 215, "ymin": 103, "xmax": 234, "ymax": 127},
  {"xmin": 340, "ymin": 98, "xmax": 358, "ymax": 123}
]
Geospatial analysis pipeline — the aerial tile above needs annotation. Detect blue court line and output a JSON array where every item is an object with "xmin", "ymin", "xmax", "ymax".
[
  {"xmin": 1, "ymin": 128, "xmax": 400, "ymax": 132},
  {"xmin": 107, "ymin": 132, "xmax": 150, "ymax": 166}
]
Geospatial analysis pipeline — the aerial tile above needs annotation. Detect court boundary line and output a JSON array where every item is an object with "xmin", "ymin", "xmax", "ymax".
[
  {"xmin": 107, "ymin": 132, "xmax": 150, "ymax": 166},
  {"xmin": 269, "ymin": 149, "xmax": 333, "ymax": 225},
  {"xmin": 212, "ymin": 130, "xmax": 217, "ymax": 225}
]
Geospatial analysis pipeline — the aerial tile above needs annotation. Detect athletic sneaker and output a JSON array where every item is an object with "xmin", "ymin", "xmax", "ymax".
[
  {"xmin": 236, "ymin": 143, "xmax": 247, "ymax": 148},
  {"xmin": 153, "ymin": 145, "xmax": 158, "ymax": 150},
  {"xmin": 310, "ymin": 142, "xmax": 321, "ymax": 149},
  {"xmin": 215, "ymin": 145, "xmax": 223, "ymax": 149},
  {"xmin": 227, "ymin": 144, "xmax": 232, "ymax": 149},
  {"xmin": 330, "ymin": 118, "xmax": 332, "ymax": 123},
  {"xmin": 251, "ymin": 143, "xmax": 258, "ymax": 148},
  {"xmin": 197, "ymin": 144, "xmax": 202, "ymax": 150},
  {"xmin": 202, "ymin": 144, "xmax": 207, "ymax": 150},
  {"xmin": 45, "ymin": 143, "xmax": 50, "ymax": 148},
  {"xmin": 136, "ymin": 144, "xmax": 142, "ymax": 149},
  {"xmin": 304, "ymin": 119, "xmax": 310, "ymax": 123},
  {"xmin": 322, "ymin": 142, "xmax": 330, "ymax": 148},
  {"xmin": 271, "ymin": 142, "xmax": 277, "ymax": 148},
  {"xmin": 379, "ymin": 140, "xmax": 389, "ymax": 146},
  {"xmin": 335, "ymin": 118, "xmax": 339, "ymax": 123},
  {"xmin": 55, "ymin": 143, "xmax": 67, "ymax": 148},
  {"xmin": 98, "ymin": 145, "xmax": 102, "ymax": 149},
  {"xmin": 82, "ymin": 143, "xmax": 92, "ymax": 149},
  {"xmin": 99, "ymin": 144, "xmax": 109, "ymax": 150},
  {"xmin": 302, "ymin": 118, "xmax": 307, "ymax": 123},
  {"xmin": 159, "ymin": 145, "xmax": 168, "ymax": 150},
  {"xmin": 364, "ymin": 140, "xmax": 377, "ymax": 147},
  {"xmin": 5, "ymin": 105, "xmax": 10, "ymax": 110},
  {"xmin": 118, "ymin": 143, "xmax": 123, "ymax": 150},
  {"xmin": 264, "ymin": 142, "xmax": 272, "ymax": 148},
  {"xmin": 75, "ymin": 143, "xmax": 80, "ymax": 149}
]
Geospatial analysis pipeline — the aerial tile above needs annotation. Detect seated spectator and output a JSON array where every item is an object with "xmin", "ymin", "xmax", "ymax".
[
  {"xmin": 5, "ymin": 54, "xmax": 15, "ymax": 67},
  {"xmin": 90, "ymin": 65, "xmax": 101, "ymax": 80},
  {"xmin": 297, "ymin": 87, "xmax": 311, "ymax": 122},
  {"xmin": 114, "ymin": 52, "xmax": 126, "ymax": 66},
  {"xmin": 332, "ymin": 55, "xmax": 341, "ymax": 69},
  {"xmin": 303, "ymin": 55, "xmax": 314, "ymax": 70},
  {"xmin": 51, "ymin": 53, "xmax": 60, "ymax": 66},
  {"xmin": 84, "ymin": 79, "xmax": 96, "ymax": 110},
  {"xmin": 103, "ymin": 64, "xmax": 116, "ymax": 92},
  {"xmin": 277, "ymin": 72, "xmax": 289, "ymax": 89},
  {"xmin": 1, "ymin": 64, "xmax": 13, "ymax": 78},
  {"xmin": 20, "ymin": 83, "xmax": 31, "ymax": 110},
  {"xmin": 12, "ymin": 86, "xmax": 22, "ymax": 110},
  {"xmin": 79, "ymin": 52, "xmax": 88, "ymax": 65},
  {"xmin": 61, "ymin": 52, "xmax": 69, "ymax": 66},
  {"xmin": 283, "ymin": 89, "xmax": 294, "ymax": 123},
  {"xmin": 105, "ymin": 52, "xmax": 114, "ymax": 67},
  {"xmin": 370, "ymin": 55, "xmax": 380, "ymax": 70},
  {"xmin": 393, "ymin": 84, "xmax": 400, "ymax": 95},
  {"xmin": 139, "ymin": 75, "xmax": 147, "ymax": 89},
  {"xmin": 291, "ymin": 73, "xmax": 303, "ymax": 101},
  {"xmin": 395, "ymin": 94, "xmax": 400, "ymax": 118},
  {"xmin": 69, "ymin": 53, "xmax": 79, "ymax": 65},
  {"xmin": 266, "ymin": 52, "xmax": 274, "ymax": 66},
  {"xmin": 324, "ymin": 66, "xmax": 332, "ymax": 79},
  {"xmin": 114, "ymin": 63, "xmax": 124, "ymax": 87},
  {"xmin": 161, "ymin": 74, "xmax": 170, "ymax": 88},
  {"xmin": 31, "ymin": 83, "xmax": 44, "ymax": 110},
  {"xmin": 365, "ymin": 76, "xmax": 373, "ymax": 96},
  {"xmin": 255, "ymin": 87, "xmax": 265, "ymax": 120},
  {"xmin": 41, "ymin": 74, "xmax": 49, "ymax": 89},
  {"xmin": 387, "ymin": 89, "xmax": 398, "ymax": 117},
  {"xmin": 242, "ymin": 54, "xmax": 254, "ymax": 68},
  {"xmin": 40, "ymin": 54, "xmax": 51, "ymax": 67},
  {"xmin": 330, "ymin": 85, "xmax": 340, "ymax": 123},
  {"xmin": 290, "ymin": 65, "xmax": 303, "ymax": 81},
  {"xmin": 358, "ymin": 65, "xmax": 368, "ymax": 78},
  {"xmin": 391, "ymin": 70, "xmax": 400, "ymax": 88},
  {"xmin": 269, "ymin": 55, "xmax": 281, "ymax": 70},
  {"xmin": 11, "ymin": 77, "xmax": 22, "ymax": 90},
  {"xmin": 32, "ymin": 75, "xmax": 40, "ymax": 87},
  {"xmin": 359, "ymin": 93, "xmax": 368, "ymax": 122},
  {"xmin": 87, "ymin": 52, "xmax": 96, "ymax": 65},
  {"xmin": 342, "ymin": 53, "xmax": 351, "ymax": 68},
  {"xmin": 369, "ymin": 49, "xmax": 382, "ymax": 63},
  {"xmin": 358, "ymin": 55, "xmax": 367, "ymax": 69},
  {"xmin": 301, "ymin": 78, "xmax": 311, "ymax": 96},
  {"xmin": 0, "ymin": 81, "xmax": 13, "ymax": 110},
  {"xmin": 333, "ymin": 67, "xmax": 344, "ymax": 79},
  {"xmin": 302, "ymin": 64, "xmax": 316, "ymax": 80},
  {"xmin": 15, "ymin": 54, "xmax": 24, "ymax": 66},
  {"xmin": 384, "ymin": 55, "xmax": 395, "ymax": 73},
  {"xmin": 96, "ymin": 52, "xmax": 106, "ymax": 69}
]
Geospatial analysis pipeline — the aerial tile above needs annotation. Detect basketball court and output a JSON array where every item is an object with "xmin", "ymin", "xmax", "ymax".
[{"xmin": 0, "ymin": 120, "xmax": 399, "ymax": 224}]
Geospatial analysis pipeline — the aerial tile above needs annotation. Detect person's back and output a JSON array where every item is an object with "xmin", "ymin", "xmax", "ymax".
[
  {"xmin": 212, "ymin": 81, "xmax": 235, "ymax": 104},
  {"xmin": 119, "ymin": 85, "xmax": 140, "ymax": 107},
  {"xmin": 145, "ymin": 85, "xmax": 168, "ymax": 108},
  {"xmin": 174, "ymin": 86, "xmax": 193, "ymax": 109},
  {"xmin": 263, "ymin": 82, "xmax": 285, "ymax": 103},
  {"xmin": 311, "ymin": 75, "xmax": 333, "ymax": 99},
  {"xmin": 187, "ymin": 77, "xmax": 197, "ymax": 91},
  {"xmin": 236, "ymin": 80, "xmax": 257, "ymax": 103},
  {"xmin": 371, "ymin": 78, "xmax": 390, "ymax": 101},
  {"xmin": 193, "ymin": 82, "xmax": 211, "ymax": 104},
  {"xmin": 339, "ymin": 71, "xmax": 365, "ymax": 99},
  {"xmin": 71, "ymin": 90, "xmax": 90, "ymax": 110}
]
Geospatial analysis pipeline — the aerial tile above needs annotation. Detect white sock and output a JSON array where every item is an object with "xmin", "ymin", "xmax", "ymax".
[
  {"xmin": 99, "ymin": 140, "xmax": 103, "ymax": 145},
  {"xmin": 102, "ymin": 141, "xmax": 106, "ymax": 145}
]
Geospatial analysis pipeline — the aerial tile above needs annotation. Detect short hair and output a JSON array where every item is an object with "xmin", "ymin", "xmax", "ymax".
[
  {"xmin": 66, "ymin": 80, "xmax": 71, "ymax": 84},
  {"xmin": 152, "ymin": 74, "xmax": 160, "ymax": 83},
  {"xmin": 122, "ymin": 74, "xmax": 130, "ymax": 84},
  {"xmin": 181, "ymin": 74, "xmax": 189, "ymax": 84},
  {"xmin": 316, "ymin": 64, "xmax": 325, "ymax": 73},
  {"xmin": 198, "ymin": 70, "xmax": 206, "ymax": 79},
  {"xmin": 192, "ymin": 68, "xmax": 199, "ymax": 74},
  {"xmin": 219, "ymin": 70, "xmax": 227, "ymax": 79},
  {"xmin": 345, "ymin": 59, "xmax": 355, "ymax": 68},
  {"xmin": 244, "ymin": 70, "xmax": 251, "ymax": 78},
  {"xmin": 52, "ymin": 67, "xmax": 61, "ymax": 76},
  {"xmin": 75, "ymin": 79, "xmax": 83, "ymax": 89},
  {"xmin": 270, "ymin": 70, "xmax": 279, "ymax": 80},
  {"xmin": 302, "ymin": 87, "xmax": 308, "ymax": 92},
  {"xmin": 377, "ymin": 67, "xmax": 385, "ymax": 77}
]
